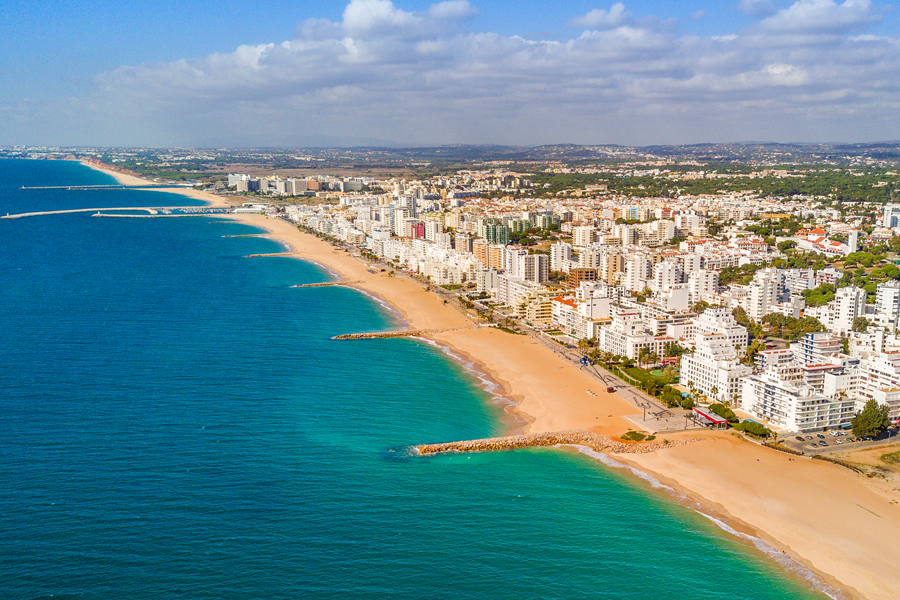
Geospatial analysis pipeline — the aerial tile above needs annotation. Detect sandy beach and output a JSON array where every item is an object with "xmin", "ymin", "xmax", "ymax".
[
  {"xmin": 71, "ymin": 162, "xmax": 900, "ymax": 599},
  {"xmin": 79, "ymin": 159, "xmax": 237, "ymax": 208},
  {"xmin": 216, "ymin": 214, "xmax": 900, "ymax": 600}
]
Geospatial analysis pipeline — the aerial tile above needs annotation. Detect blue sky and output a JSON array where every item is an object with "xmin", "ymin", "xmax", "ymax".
[{"xmin": 2, "ymin": 0, "xmax": 899, "ymax": 146}]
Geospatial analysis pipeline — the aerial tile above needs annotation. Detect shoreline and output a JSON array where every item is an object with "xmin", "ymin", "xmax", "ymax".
[
  {"xmin": 77, "ymin": 159, "xmax": 238, "ymax": 209},
  {"xmin": 63, "ymin": 162, "xmax": 900, "ymax": 600},
  {"xmin": 215, "ymin": 214, "xmax": 900, "ymax": 600}
]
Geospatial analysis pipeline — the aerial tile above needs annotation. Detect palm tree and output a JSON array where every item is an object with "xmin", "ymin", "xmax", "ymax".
[{"xmin": 578, "ymin": 338, "xmax": 591, "ymax": 355}]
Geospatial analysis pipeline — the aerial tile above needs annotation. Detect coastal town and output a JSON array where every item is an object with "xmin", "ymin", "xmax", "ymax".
[
  {"xmin": 7, "ymin": 148, "xmax": 900, "ymax": 599},
  {"xmin": 209, "ymin": 159, "xmax": 900, "ymax": 449}
]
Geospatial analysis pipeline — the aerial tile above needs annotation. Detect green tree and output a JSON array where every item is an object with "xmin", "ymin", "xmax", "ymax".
[
  {"xmin": 851, "ymin": 399, "xmax": 890, "ymax": 438},
  {"xmin": 664, "ymin": 342, "xmax": 686, "ymax": 358},
  {"xmin": 691, "ymin": 300, "xmax": 711, "ymax": 314},
  {"xmin": 661, "ymin": 365, "xmax": 678, "ymax": 384},
  {"xmin": 777, "ymin": 240, "xmax": 797, "ymax": 253},
  {"xmin": 637, "ymin": 347, "xmax": 652, "ymax": 368},
  {"xmin": 853, "ymin": 317, "xmax": 869, "ymax": 333}
]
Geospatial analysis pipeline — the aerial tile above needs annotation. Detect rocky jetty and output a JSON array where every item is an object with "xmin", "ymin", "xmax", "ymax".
[
  {"xmin": 416, "ymin": 430, "xmax": 699, "ymax": 456},
  {"xmin": 333, "ymin": 326, "xmax": 469, "ymax": 340},
  {"xmin": 291, "ymin": 281, "xmax": 362, "ymax": 288}
]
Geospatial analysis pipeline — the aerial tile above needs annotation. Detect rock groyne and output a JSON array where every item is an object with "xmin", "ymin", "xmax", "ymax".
[
  {"xmin": 416, "ymin": 430, "xmax": 699, "ymax": 456},
  {"xmin": 292, "ymin": 281, "xmax": 363, "ymax": 288},
  {"xmin": 334, "ymin": 327, "xmax": 470, "ymax": 340}
]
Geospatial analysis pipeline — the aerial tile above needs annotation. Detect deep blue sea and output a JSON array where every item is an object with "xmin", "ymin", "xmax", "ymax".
[{"xmin": 0, "ymin": 159, "xmax": 834, "ymax": 599}]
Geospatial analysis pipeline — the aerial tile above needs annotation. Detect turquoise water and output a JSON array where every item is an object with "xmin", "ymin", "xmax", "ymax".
[{"xmin": 0, "ymin": 160, "xmax": 832, "ymax": 599}]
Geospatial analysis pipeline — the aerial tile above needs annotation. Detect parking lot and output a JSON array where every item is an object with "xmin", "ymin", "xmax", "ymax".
[{"xmin": 780, "ymin": 428, "xmax": 899, "ymax": 455}]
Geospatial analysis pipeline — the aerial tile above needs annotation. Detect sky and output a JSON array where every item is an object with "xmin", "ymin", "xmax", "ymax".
[{"xmin": 1, "ymin": 0, "xmax": 899, "ymax": 147}]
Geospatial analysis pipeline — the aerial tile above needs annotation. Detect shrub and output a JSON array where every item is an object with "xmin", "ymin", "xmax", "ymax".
[
  {"xmin": 709, "ymin": 403, "xmax": 738, "ymax": 423},
  {"xmin": 733, "ymin": 420, "xmax": 769, "ymax": 438}
]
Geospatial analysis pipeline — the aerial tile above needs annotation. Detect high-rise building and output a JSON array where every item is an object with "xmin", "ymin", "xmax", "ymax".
[
  {"xmin": 875, "ymin": 281, "xmax": 900, "ymax": 332},
  {"xmin": 484, "ymin": 223, "xmax": 510, "ymax": 245},
  {"xmin": 832, "ymin": 285, "xmax": 866, "ymax": 335},
  {"xmin": 568, "ymin": 268, "xmax": 598, "ymax": 289},
  {"xmin": 883, "ymin": 204, "xmax": 900, "ymax": 228},
  {"xmin": 550, "ymin": 242, "xmax": 572, "ymax": 272}
]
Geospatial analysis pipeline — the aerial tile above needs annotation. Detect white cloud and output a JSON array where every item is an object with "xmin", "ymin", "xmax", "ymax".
[
  {"xmin": 567, "ymin": 3, "xmax": 632, "ymax": 29},
  {"xmin": 5, "ymin": 0, "xmax": 900, "ymax": 146},
  {"xmin": 691, "ymin": 10, "xmax": 706, "ymax": 19},
  {"xmin": 759, "ymin": 0, "xmax": 879, "ymax": 33},
  {"xmin": 427, "ymin": 0, "xmax": 479, "ymax": 20}
]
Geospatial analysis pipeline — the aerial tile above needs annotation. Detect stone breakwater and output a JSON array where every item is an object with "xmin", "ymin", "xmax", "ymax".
[
  {"xmin": 291, "ymin": 281, "xmax": 363, "ymax": 288},
  {"xmin": 333, "ymin": 327, "xmax": 470, "ymax": 340},
  {"xmin": 415, "ymin": 430, "xmax": 700, "ymax": 456}
]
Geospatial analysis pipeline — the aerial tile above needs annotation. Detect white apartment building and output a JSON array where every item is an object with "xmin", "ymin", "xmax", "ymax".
[
  {"xmin": 550, "ymin": 242, "xmax": 572, "ymax": 272},
  {"xmin": 746, "ymin": 268, "xmax": 781, "ymax": 321},
  {"xmin": 688, "ymin": 270, "xmax": 719, "ymax": 304},
  {"xmin": 791, "ymin": 332, "xmax": 842, "ymax": 365},
  {"xmin": 572, "ymin": 225, "xmax": 596, "ymax": 248},
  {"xmin": 692, "ymin": 306, "xmax": 749, "ymax": 350},
  {"xmin": 855, "ymin": 351, "xmax": 900, "ymax": 421},
  {"xmin": 623, "ymin": 255, "xmax": 653, "ymax": 292},
  {"xmin": 831, "ymin": 285, "xmax": 866, "ymax": 335},
  {"xmin": 551, "ymin": 297, "xmax": 606, "ymax": 341},
  {"xmin": 497, "ymin": 275, "xmax": 545, "ymax": 311},
  {"xmin": 475, "ymin": 268, "xmax": 499, "ymax": 294},
  {"xmin": 874, "ymin": 281, "xmax": 900, "ymax": 333},
  {"xmin": 651, "ymin": 260, "xmax": 683, "ymax": 294},
  {"xmin": 680, "ymin": 333, "xmax": 751, "ymax": 403},
  {"xmin": 596, "ymin": 311, "xmax": 673, "ymax": 360},
  {"xmin": 741, "ymin": 362, "xmax": 856, "ymax": 432}
]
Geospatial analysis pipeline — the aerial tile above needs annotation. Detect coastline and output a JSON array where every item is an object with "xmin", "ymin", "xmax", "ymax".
[
  {"xmin": 68, "ymin": 159, "xmax": 900, "ymax": 599},
  {"xmin": 78, "ymin": 159, "xmax": 238, "ymax": 209},
  {"xmin": 218, "ymin": 213, "xmax": 900, "ymax": 600}
]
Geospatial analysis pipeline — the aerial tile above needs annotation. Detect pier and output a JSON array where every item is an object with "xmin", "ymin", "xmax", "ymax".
[
  {"xmin": 244, "ymin": 252, "xmax": 297, "ymax": 258},
  {"xmin": 333, "ymin": 326, "xmax": 470, "ymax": 340},
  {"xmin": 20, "ymin": 184, "xmax": 173, "ymax": 190},
  {"xmin": 0, "ymin": 207, "xmax": 181, "ymax": 219},
  {"xmin": 416, "ymin": 430, "xmax": 699, "ymax": 456},
  {"xmin": 20, "ymin": 184, "xmax": 126, "ymax": 190},
  {"xmin": 291, "ymin": 281, "xmax": 363, "ymax": 288}
]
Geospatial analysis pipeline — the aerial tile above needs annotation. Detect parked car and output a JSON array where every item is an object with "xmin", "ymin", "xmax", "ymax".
[
  {"xmin": 817, "ymin": 434, "xmax": 825, "ymax": 439},
  {"xmin": 795, "ymin": 436, "xmax": 805, "ymax": 442},
  {"xmin": 607, "ymin": 386, "xmax": 615, "ymax": 393},
  {"xmin": 820, "ymin": 441, "xmax": 828, "ymax": 446},
  {"xmin": 810, "ymin": 442, "xmax": 818, "ymax": 448},
  {"xmin": 806, "ymin": 435, "xmax": 813, "ymax": 440}
]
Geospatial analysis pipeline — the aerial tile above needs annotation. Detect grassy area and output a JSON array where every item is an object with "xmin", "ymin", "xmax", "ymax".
[
  {"xmin": 881, "ymin": 451, "xmax": 900, "ymax": 465},
  {"xmin": 623, "ymin": 367, "xmax": 668, "ymax": 386},
  {"xmin": 497, "ymin": 326, "xmax": 522, "ymax": 335}
]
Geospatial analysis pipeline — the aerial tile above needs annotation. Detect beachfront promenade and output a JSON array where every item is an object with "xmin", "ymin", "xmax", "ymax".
[{"xmin": 416, "ymin": 430, "xmax": 698, "ymax": 456}]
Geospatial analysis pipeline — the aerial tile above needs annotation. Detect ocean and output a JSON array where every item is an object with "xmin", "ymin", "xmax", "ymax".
[{"xmin": 0, "ymin": 159, "xmax": 834, "ymax": 599}]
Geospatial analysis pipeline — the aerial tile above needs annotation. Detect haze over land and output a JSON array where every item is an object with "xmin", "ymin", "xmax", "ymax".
[{"xmin": 2, "ymin": 0, "xmax": 900, "ymax": 147}]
